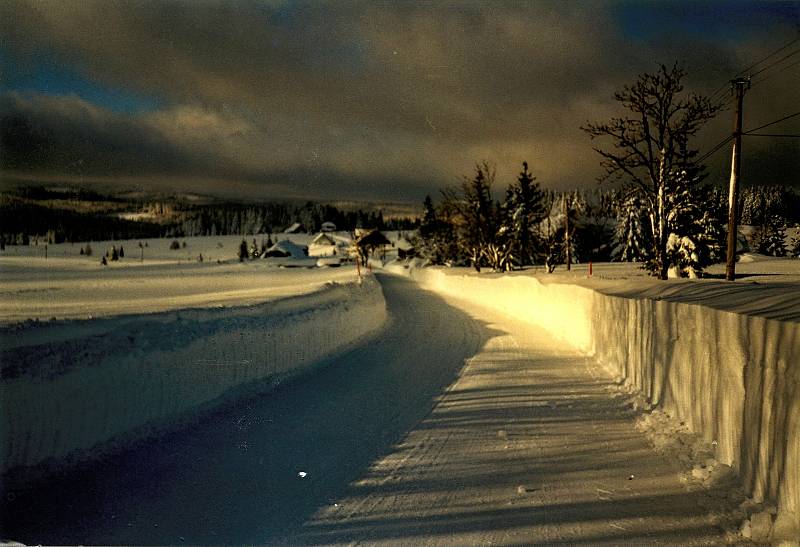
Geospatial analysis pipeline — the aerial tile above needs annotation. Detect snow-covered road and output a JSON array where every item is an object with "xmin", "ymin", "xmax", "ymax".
[{"xmin": 1, "ymin": 274, "xmax": 726, "ymax": 544}]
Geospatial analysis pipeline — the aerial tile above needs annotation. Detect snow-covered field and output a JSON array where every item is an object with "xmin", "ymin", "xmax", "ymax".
[
  {"xmin": 2, "ymin": 233, "xmax": 799, "ymax": 541},
  {"xmin": 0, "ymin": 234, "xmax": 368, "ymax": 325},
  {"xmin": 1, "ymin": 236, "xmax": 389, "ymax": 477}
]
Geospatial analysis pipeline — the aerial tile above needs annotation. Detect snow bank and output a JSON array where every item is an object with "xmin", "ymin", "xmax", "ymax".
[
  {"xmin": 390, "ymin": 265, "xmax": 800, "ymax": 541},
  {"xmin": 0, "ymin": 276, "xmax": 387, "ymax": 478}
]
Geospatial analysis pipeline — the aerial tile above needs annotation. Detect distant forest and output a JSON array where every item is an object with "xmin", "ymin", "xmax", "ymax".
[{"xmin": 0, "ymin": 186, "xmax": 419, "ymax": 245}]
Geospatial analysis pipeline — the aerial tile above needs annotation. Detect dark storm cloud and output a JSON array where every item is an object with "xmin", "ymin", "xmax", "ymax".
[{"xmin": 1, "ymin": 0, "xmax": 798, "ymax": 200}]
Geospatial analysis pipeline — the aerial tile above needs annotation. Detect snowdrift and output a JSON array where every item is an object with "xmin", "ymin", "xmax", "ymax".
[
  {"xmin": 390, "ymin": 265, "xmax": 799, "ymax": 541},
  {"xmin": 0, "ymin": 276, "xmax": 387, "ymax": 478}
]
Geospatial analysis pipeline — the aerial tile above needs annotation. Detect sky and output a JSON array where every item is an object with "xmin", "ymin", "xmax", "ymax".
[{"xmin": 1, "ymin": 0, "xmax": 799, "ymax": 206}]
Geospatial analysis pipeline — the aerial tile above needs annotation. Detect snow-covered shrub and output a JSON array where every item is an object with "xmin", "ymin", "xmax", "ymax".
[
  {"xmin": 790, "ymin": 233, "xmax": 800, "ymax": 259},
  {"xmin": 665, "ymin": 233, "xmax": 700, "ymax": 278}
]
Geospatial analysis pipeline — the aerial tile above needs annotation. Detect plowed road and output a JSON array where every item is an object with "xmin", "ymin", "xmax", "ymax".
[{"xmin": 2, "ymin": 274, "xmax": 725, "ymax": 545}]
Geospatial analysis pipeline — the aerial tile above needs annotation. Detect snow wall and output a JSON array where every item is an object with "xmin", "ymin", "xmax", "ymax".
[
  {"xmin": 393, "ymin": 266, "xmax": 799, "ymax": 540},
  {"xmin": 0, "ymin": 276, "xmax": 387, "ymax": 478}
]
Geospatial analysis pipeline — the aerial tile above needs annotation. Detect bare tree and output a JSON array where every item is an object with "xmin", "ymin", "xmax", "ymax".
[{"xmin": 582, "ymin": 63, "xmax": 721, "ymax": 279}]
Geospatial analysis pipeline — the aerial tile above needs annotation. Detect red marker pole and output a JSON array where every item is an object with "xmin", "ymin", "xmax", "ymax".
[{"xmin": 589, "ymin": 261, "xmax": 593, "ymax": 277}]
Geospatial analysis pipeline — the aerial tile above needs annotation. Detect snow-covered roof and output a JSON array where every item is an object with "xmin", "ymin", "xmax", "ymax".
[
  {"xmin": 283, "ymin": 222, "xmax": 303, "ymax": 233},
  {"xmin": 396, "ymin": 237, "xmax": 414, "ymax": 251},
  {"xmin": 356, "ymin": 229, "xmax": 391, "ymax": 248},
  {"xmin": 311, "ymin": 233, "xmax": 336, "ymax": 246},
  {"xmin": 263, "ymin": 239, "xmax": 307, "ymax": 258},
  {"xmin": 321, "ymin": 221, "xmax": 337, "ymax": 232}
]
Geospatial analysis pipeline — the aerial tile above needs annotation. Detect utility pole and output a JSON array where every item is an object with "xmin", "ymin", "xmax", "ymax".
[
  {"xmin": 725, "ymin": 78, "xmax": 750, "ymax": 282},
  {"xmin": 564, "ymin": 194, "xmax": 571, "ymax": 271}
]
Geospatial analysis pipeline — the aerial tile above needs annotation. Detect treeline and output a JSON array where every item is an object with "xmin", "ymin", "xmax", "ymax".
[
  {"xmin": 0, "ymin": 189, "xmax": 418, "ymax": 245},
  {"xmin": 0, "ymin": 196, "xmax": 164, "ymax": 245},
  {"xmin": 416, "ymin": 161, "xmax": 621, "ymax": 273},
  {"xmin": 414, "ymin": 63, "xmax": 799, "ymax": 278},
  {"xmin": 166, "ymin": 201, "xmax": 417, "ymax": 238},
  {"xmin": 416, "ymin": 161, "xmax": 799, "ymax": 276}
]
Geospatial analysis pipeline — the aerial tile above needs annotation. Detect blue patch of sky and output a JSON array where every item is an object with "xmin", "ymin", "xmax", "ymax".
[
  {"xmin": 613, "ymin": 1, "xmax": 799, "ymax": 42},
  {"xmin": 1, "ymin": 50, "xmax": 163, "ymax": 113}
]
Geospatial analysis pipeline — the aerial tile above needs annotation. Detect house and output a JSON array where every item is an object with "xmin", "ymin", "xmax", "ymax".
[
  {"xmin": 262, "ymin": 239, "xmax": 308, "ymax": 258},
  {"xmin": 310, "ymin": 233, "xmax": 336, "ymax": 247},
  {"xmin": 261, "ymin": 239, "xmax": 317, "ymax": 267},
  {"xmin": 396, "ymin": 237, "xmax": 416, "ymax": 260},
  {"xmin": 309, "ymin": 232, "xmax": 338, "ymax": 258},
  {"xmin": 283, "ymin": 222, "xmax": 303, "ymax": 234},
  {"xmin": 321, "ymin": 221, "xmax": 337, "ymax": 232}
]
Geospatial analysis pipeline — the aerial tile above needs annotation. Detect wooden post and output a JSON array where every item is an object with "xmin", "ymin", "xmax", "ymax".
[
  {"xmin": 564, "ymin": 195, "xmax": 571, "ymax": 271},
  {"xmin": 725, "ymin": 78, "xmax": 749, "ymax": 282}
]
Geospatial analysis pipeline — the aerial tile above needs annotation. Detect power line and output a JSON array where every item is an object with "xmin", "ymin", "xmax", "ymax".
[
  {"xmin": 744, "ymin": 111, "xmax": 800, "ymax": 133},
  {"xmin": 744, "ymin": 133, "xmax": 800, "ymax": 138},
  {"xmin": 751, "ymin": 58, "xmax": 800, "ymax": 87},
  {"xmin": 737, "ymin": 35, "xmax": 800, "ymax": 76},
  {"xmin": 696, "ymin": 135, "xmax": 734, "ymax": 164},
  {"xmin": 749, "ymin": 48, "xmax": 800, "ymax": 78},
  {"xmin": 708, "ymin": 35, "xmax": 800, "ymax": 100}
]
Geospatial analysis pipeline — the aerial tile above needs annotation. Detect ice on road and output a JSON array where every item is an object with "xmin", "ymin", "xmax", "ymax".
[{"xmin": 2, "ymin": 274, "xmax": 725, "ymax": 545}]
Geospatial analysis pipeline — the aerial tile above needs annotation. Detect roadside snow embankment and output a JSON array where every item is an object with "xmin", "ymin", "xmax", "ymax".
[
  {"xmin": 0, "ymin": 276, "xmax": 387, "ymax": 478},
  {"xmin": 389, "ymin": 264, "xmax": 799, "ymax": 541}
]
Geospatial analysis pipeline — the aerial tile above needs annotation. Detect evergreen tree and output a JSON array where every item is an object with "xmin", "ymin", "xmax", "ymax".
[
  {"xmin": 505, "ymin": 162, "xmax": 546, "ymax": 267},
  {"xmin": 613, "ymin": 191, "xmax": 651, "ymax": 262},
  {"xmin": 441, "ymin": 162, "xmax": 500, "ymax": 271},
  {"xmin": 659, "ymin": 169, "xmax": 722, "ymax": 277},
  {"xmin": 757, "ymin": 215, "xmax": 788, "ymax": 257},
  {"xmin": 537, "ymin": 190, "xmax": 563, "ymax": 273},
  {"xmin": 696, "ymin": 186, "xmax": 726, "ymax": 264},
  {"xmin": 789, "ymin": 231, "xmax": 800, "ymax": 259}
]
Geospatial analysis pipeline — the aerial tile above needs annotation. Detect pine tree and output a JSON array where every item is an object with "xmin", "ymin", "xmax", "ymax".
[
  {"xmin": 696, "ymin": 186, "xmax": 726, "ymax": 264},
  {"xmin": 613, "ymin": 191, "xmax": 651, "ymax": 262},
  {"xmin": 660, "ymin": 169, "xmax": 715, "ymax": 277},
  {"xmin": 441, "ymin": 162, "xmax": 499, "ymax": 271},
  {"xmin": 758, "ymin": 215, "xmax": 788, "ymax": 257},
  {"xmin": 505, "ymin": 162, "xmax": 546, "ymax": 267}
]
